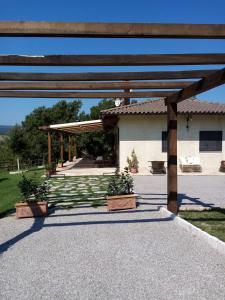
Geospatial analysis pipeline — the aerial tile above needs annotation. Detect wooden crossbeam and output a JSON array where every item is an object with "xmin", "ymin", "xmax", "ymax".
[
  {"xmin": 165, "ymin": 68, "xmax": 225, "ymax": 104},
  {"xmin": 0, "ymin": 70, "xmax": 216, "ymax": 81},
  {"xmin": 0, "ymin": 22, "xmax": 224, "ymax": 38},
  {"xmin": 0, "ymin": 81, "xmax": 194, "ymax": 90},
  {"xmin": 0, "ymin": 54, "xmax": 225, "ymax": 66},
  {"xmin": 0, "ymin": 91, "xmax": 174, "ymax": 98}
]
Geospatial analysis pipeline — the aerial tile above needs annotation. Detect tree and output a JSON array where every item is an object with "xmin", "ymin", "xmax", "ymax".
[
  {"xmin": 76, "ymin": 99, "xmax": 115, "ymax": 159},
  {"xmin": 8, "ymin": 100, "xmax": 82, "ymax": 162},
  {"xmin": 9, "ymin": 125, "xmax": 29, "ymax": 158}
]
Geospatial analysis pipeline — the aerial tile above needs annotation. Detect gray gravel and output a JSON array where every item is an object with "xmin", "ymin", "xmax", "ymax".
[
  {"xmin": 1, "ymin": 197, "xmax": 225, "ymax": 299},
  {"xmin": 134, "ymin": 175, "xmax": 225, "ymax": 209}
]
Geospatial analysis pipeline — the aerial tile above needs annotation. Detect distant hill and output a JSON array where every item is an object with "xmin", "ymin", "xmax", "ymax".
[{"xmin": 0, "ymin": 125, "xmax": 13, "ymax": 135}]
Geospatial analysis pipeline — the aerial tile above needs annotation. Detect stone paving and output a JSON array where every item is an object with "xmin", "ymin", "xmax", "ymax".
[{"xmin": 47, "ymin": 176, "xmax": 112, "ymax": 208}]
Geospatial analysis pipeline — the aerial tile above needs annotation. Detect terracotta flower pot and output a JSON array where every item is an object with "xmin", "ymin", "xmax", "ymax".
[
  {"xmin": 106, "ymin": 194, "xmax": 136, "ymax": 211},
  {"xmin": 15, "ymin": 201, "xmax": 48, "ymax": 218}
]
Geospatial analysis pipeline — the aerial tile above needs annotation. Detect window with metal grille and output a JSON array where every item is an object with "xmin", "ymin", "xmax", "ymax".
[
  {"xmin": 162, "ymin": 131, "xmax": 167, "ymax": 152},
  {"xmin": 199, "ymin": 131, "xmax": 222, "ymax": 152}
]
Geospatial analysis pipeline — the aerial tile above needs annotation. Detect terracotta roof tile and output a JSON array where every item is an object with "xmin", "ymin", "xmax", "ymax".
[{"xmin": 100, "ymin": 98, "xmax": 225, "ymax": 116}]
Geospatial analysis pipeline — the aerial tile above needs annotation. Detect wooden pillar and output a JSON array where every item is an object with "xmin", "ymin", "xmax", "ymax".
[
  {"xmin": 48, "ymin": 130, "xmax": 52, "ymax": 164},
  {"xmin": 124, "ymin": 88, "xmax": 130, "ymax": 105},
  {"xmin": 167, "ymin": 102, "xmax": 178, "ymax": 214},
  {"xmin": 73, "ymin": 137, "xmax": 77, "ymax": 159},
  {"xmin": 60, "ymin": 132, "xmax": 64, "ymax": 162},
  {"xmin": 68, "ymin": 135, "xmax": 72, "ymax": 162}
]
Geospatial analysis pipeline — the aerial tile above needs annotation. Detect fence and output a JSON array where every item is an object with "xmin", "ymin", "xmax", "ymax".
[{"xmin": 0, "ymin": 159, "xmax": 45, "ymax": 171}]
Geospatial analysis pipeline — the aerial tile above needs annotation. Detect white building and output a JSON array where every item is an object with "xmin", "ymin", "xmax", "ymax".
[{"xmin": 101, "ymin": 98, "xmax": 225, "ymax": 174}]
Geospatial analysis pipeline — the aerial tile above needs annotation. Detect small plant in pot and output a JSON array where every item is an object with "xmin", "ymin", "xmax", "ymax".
[
  {"xmin": 106, "ymin": 168, "xmax": 136, "ymax": 211},
  {"xmin": 127, "ymin": 149, "xmax": 139, "ymax": 173},
  {"xmin": 58, "ymin": 159, "xmax": 64, "ymax": 168},
  {"xmin": 15, "ymin": 174, "xmax": 50, "ymax": 218},
  {"xmin": 45, "ymin": 162, "xmax": 56, "ymax": 177}
]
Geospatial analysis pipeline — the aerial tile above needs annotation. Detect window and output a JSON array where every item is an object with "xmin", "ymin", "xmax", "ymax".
[
  {"xmin": 199, "ymin": 131, "xmax": 222, "ymax": 152},
  {"xmin": 162, "ymin": 131, "xmax": 167, "ymax": 152}
]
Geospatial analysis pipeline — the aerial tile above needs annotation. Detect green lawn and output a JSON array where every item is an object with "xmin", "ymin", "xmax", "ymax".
[
  {"xmin": 0, "ymin": 168, "xmax": 44, "ymax": 218},
  {"xmin": 179, "ymin": 209, "xmax": 225, "ymax": 243},
  {"xmin": 47, "ymin": 176, "xmax": 112, "ymax": 209},
  {"xmin": 0, "ymin": 172, "xmax": 112, "ymax": 218}
]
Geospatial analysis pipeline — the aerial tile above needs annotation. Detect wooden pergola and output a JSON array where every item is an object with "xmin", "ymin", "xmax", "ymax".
[{"xmin": 1, "ymin": 21, "xmax": 225, "ymax": 214}]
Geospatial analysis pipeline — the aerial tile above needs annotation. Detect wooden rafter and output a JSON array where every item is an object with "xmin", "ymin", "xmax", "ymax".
[
  {"xmin": 165, "ymin": 68, "xmax": 225, "ymax": 104},
  {"xmin": 0, "ymin": 81, "xmax": 195, "ymax": 90},
  {"xmin": 0, "ymin": 22, "xmax": 225, "ymax": 38},
  {"xmin": 0, "ymin": 91, "xmax": 174, "ymax": 98},
  {"xmin": 0, "ymin": 70, "xmax": 217, "ymax": 81},
  {"xmin": 1, "ymin": 54, "xmax": 225, "ymax": 66}
]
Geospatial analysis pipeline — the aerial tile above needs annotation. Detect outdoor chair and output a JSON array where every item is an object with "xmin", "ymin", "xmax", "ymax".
[{"xmin": 179, "ymin": 156, "xmax": 202, "ymax": 172}]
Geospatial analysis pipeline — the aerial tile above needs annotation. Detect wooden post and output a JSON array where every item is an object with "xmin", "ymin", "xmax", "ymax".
[
  {"xmin": 124, "ymin": 88, "xmax": 130, "ymax": 105},
  {"xmin": 167, "ymin": 103, "xmax": 178, "ymax": 214},
  {"xmin": 47, "ymin": 130, "xmax": 52, "ymax": 164},
  {"xmin": 73, "ymin": 137, "xmax": 77, "ymax": 159},
  {"xmin": 68, "ymin": 135, "xmax": 72, "ymax": 162},
  {"xmin": 60, "ymin": 132, "xmax": 64, "ymax": 162}
]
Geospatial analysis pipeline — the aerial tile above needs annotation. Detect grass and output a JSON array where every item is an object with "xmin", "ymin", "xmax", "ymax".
[
  {"xmin": 0, "ymin": 172, "xmax": 112, "ymax": 218},
  {"xmin": 179, "ymin": 209, "xmax": 225, "ymax": 243},
  {"xmin": 0, "ymin": 168, "xmax": 44, "ymax": 218},
  {"xmin": 47, "ymin": 175, "xmax": 112, "ymax": 209}
]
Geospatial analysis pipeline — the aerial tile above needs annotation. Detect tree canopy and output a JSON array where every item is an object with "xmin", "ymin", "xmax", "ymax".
[{"xmin": 0, "ymin": 99, "xmax": 117, "ymax": 163}]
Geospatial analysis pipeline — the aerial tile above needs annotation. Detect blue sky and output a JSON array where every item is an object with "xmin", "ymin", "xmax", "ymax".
[{"xmin": 0, "ymin": 0, "xmax": 225, "ymax": 125}]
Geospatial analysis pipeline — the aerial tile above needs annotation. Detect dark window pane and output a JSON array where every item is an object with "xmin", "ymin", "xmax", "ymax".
[
  {"xmin": 199, "ymin": 131, "xmax": 222, "ymax": 152},
  {"xmin": 162, "ymin": 131, "xmax": 167, "ymax": 152}
]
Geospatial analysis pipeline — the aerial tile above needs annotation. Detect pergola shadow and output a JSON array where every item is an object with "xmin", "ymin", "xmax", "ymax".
[
  {"xmin": 0, "ymin": 206, "xmax": 173, "ymax": 255},
  {"xmin": 137, "ymin": 192, "xmax": 215, "ymax": 209}
]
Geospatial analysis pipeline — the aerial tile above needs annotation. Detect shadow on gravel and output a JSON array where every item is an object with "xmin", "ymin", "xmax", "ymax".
[
  {"xmin": 136, "ymin": 192, "xmax": 214, "ymax": 209},
  {"xmin": 0, "ymin": 205, "xmax": 174, "ymax": 254},
  {"xmin": 0, "ymin": 217, "xmax": 45, "ymax": 255},
  {"xmin": 43, "ymin": 216, "xmax": 173, "ymax": 228},
  {"xmin": 48, "ymin": 208, "xmax": 159, "ymax": 218}
]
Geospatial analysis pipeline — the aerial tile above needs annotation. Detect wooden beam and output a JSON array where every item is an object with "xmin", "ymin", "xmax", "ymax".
[
  {"xmin": 0, "ymin": 81, "xmax": 194, "ymax": 90},
  {"xmin": 1, "ymin": 54, "xmax": 225, "ymax": 66},
  {"xmin": 0, "ymin": 22, "xmax": 225, "ymax": 38},
  {"xmin": 167, "ymin": 103, "xmax": 178, "ymax": 214},
  {"xmin": 0, "ymin": 70, "xmax": 216, "ymax": 81},
  {"xmin": 0, "ymin": 91, "xmax": 174, "ymax": 98},
  {"xmin": 165, "ymin": 68, "xmax": 225, "ymax": 104},
  {"xmin": 47, "ymin": 130, "xmax": 52, "ymax": 164}
]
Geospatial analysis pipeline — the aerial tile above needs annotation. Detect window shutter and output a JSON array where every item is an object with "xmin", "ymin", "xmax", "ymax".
[
  {"xmin": 199, "ymin": 131, "xmax": 222, "ymax": 152},
  {"xmin": 162, "ymin": 131, "xmax": 167, "ymax": 152}
]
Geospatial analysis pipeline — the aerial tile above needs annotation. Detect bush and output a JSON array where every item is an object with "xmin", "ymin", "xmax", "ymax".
[
  {"xmin": 107, "ymin": 168, "xmax": 134, "ymax": 196},
  {"xmin": 18, "ymin": 174, "xmax": 49, "ymax": 202}
]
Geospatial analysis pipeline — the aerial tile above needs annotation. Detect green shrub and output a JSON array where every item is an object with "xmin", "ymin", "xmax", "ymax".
[
  {"xmin": 107, "ymin": 168, "xmax": 134, "ymax": 196},
  {"xmin": 18, "ymin": 174, "xmax": 49, "ymax": 202}
]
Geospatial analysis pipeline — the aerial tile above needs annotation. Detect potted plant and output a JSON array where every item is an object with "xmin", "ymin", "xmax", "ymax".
[
  {"xmin": 58, "ymin": 159, "xmax": 64, "ymax": 168},
  {"xmin": 45, "ymin": 162, "xmax": 56, "ymax": 177},
  {"xmin": 106, "ymin": 168, "xmax": 136, "ymax": 211},
  {"xmin": 15, "ymin": 174, "xmax": 49, "ymax": 218},
  {"xmin": 127, "ymin": 149, "xmax": 139, "ymax": 173}
]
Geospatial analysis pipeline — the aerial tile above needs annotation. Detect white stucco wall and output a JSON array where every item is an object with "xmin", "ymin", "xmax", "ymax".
[{"xmin": 118, "ymin": 115, "xmax": 225, "ymax": 174}]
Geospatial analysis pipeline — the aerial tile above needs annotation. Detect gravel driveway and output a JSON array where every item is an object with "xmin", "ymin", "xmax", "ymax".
[
  {"xmin": 134, "ymin": 175, "xmax": 225, "ymax": 209},
  {"xmin": 1, "ymin": 203, "xmax": 225, "ymax": 299}
]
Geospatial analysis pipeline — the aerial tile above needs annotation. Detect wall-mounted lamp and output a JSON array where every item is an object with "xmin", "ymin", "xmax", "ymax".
[{"xmin": 186, "ymin": 113, "xmax": 193, "ymax": 130}]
